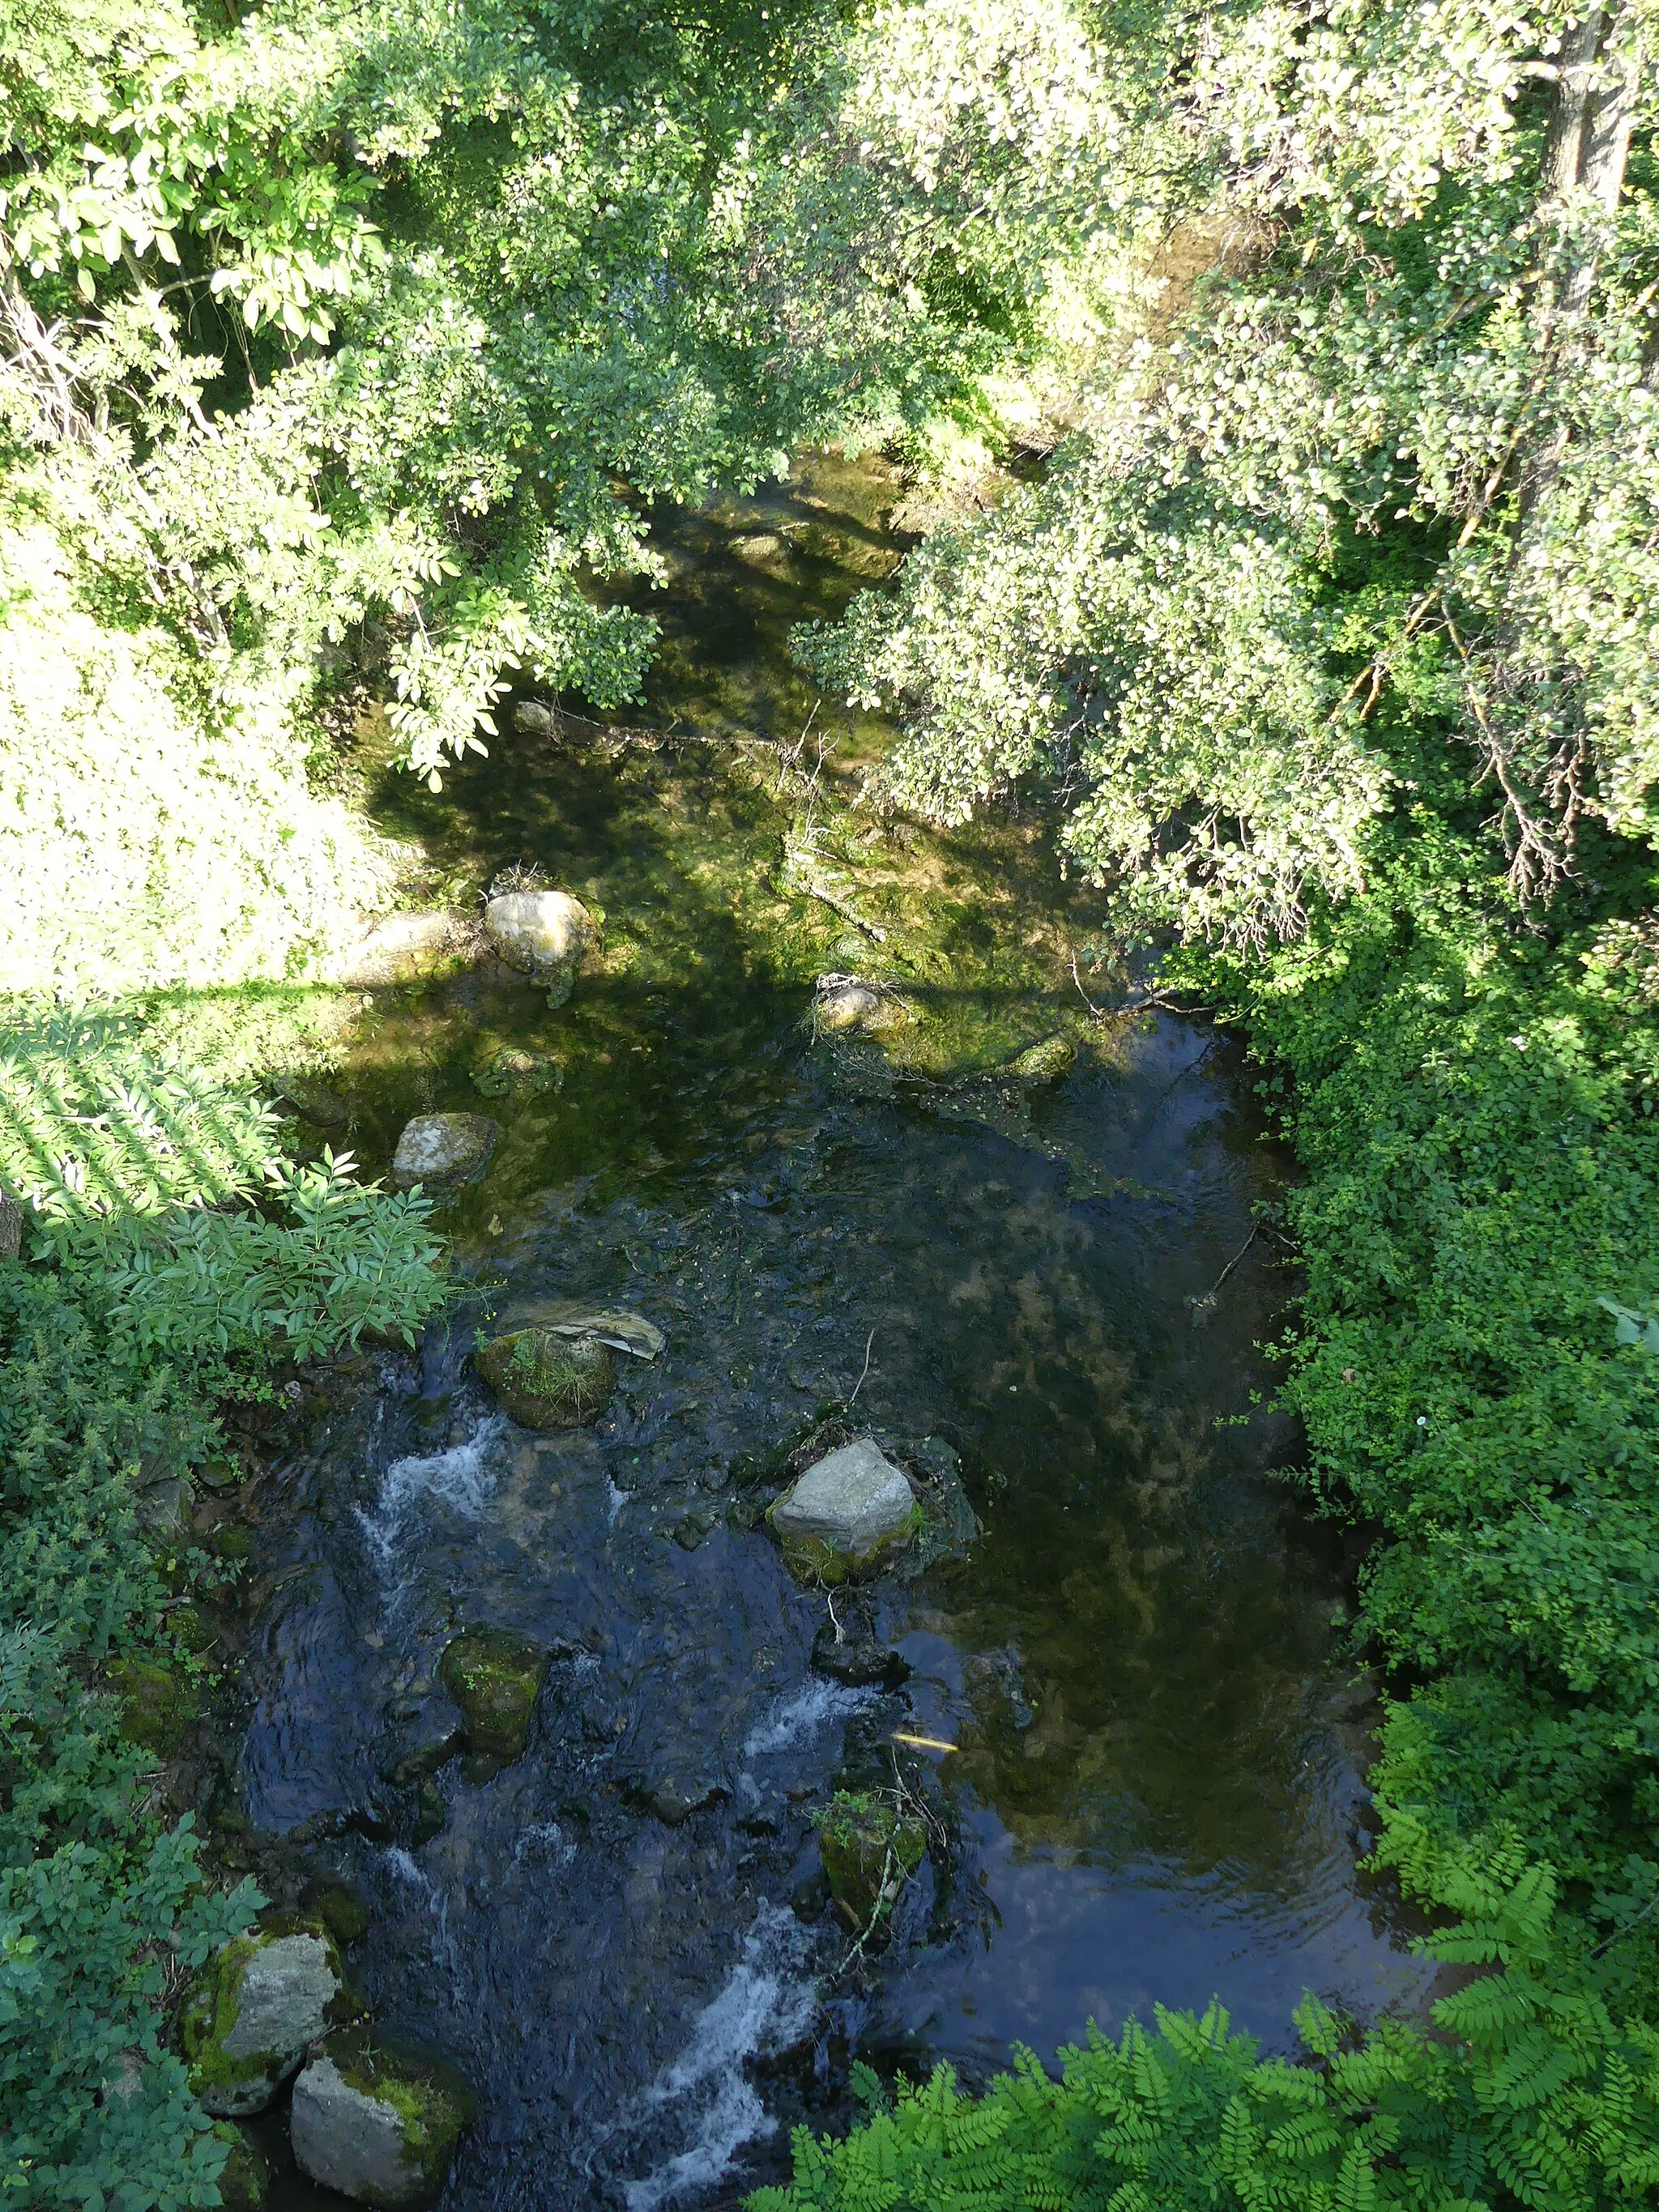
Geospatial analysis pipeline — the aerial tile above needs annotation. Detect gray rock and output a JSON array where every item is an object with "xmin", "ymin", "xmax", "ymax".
[
  {"xmin": 326, "ymin": 910, "xmax": 488, "ymax": 987},
  {"xmin": 484, "ymin": 890, "xmax": 594, "ymax": 983},
  {"xmin": 491, "ymin": 1297, "xmax": 664, "ymax": 1360},
  {"xmin": 0, "ymin": 1186, "xmax": 23, "ymax": 1261},
  {"xmin": 133, "ymin": 1473, "xmax": 196, "ymax": 1546},
  {"xmin": 181, "ymin": 1925, "xmax": 345, "ymax": 2118},
  {"xmin": 390, "ymin": 1113, "xmax": 498, "ymax": 1190},
  {"xmin": 514, "ymin": 700, "xmax": 558, "ymax": 736},
  {"xmin": 291, "ymin": 2032, "xmax": 475, "ymax": 2209},
  {"xmin": 770, "ymin": 1438, "xmax": 915, "ymax": 1562}
]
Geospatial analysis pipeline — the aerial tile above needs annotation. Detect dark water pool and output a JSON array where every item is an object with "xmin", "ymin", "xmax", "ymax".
[{"xmin": 240, "ymin": 454, "xmax": 1432, "ymax": 2209}]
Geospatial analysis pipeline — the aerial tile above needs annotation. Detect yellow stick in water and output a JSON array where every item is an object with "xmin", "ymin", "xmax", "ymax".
[{"xmin": 891, "ymin": 1732, "xmax": 957, "ymax": 1753}]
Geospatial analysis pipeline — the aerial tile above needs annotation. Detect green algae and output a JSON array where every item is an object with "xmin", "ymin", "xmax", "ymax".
[
  {"xmin": 474, "ymin": 1328, "xmax": 614, "ymax": 1428},
  {"xmin": 437, "ymin": 1629, "xmax": 549, "ymax": 1764}
]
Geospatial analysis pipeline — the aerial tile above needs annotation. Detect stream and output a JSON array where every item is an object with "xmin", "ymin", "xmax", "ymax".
[{"xmin": 235, "ymin": 453, "xmax": 1435, "ymax": 2209}]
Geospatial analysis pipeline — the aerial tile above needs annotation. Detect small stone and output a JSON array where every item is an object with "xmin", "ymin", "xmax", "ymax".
[
  {"xmin": 132, "ymin": 1473, "xmax": 197, "ymax": 1546},
  {"xmin": 0, "ymin": 1186, "xmax": 23, "ymax": 1261},
  {"xmin": 484, "ymin": 890, "xmax": 595, "ymax": 986},
  {"xmin": 471, "ymin": 1046, "xmax": 563, "ymax": 1099},
  {"xmin": 770, "ymin": 1438, "xmax": 915, "ymax": 1578},
  {"xmin": 814, "ymin": 974, "xmax": 888, "ymax": 1034},
  {"xmin": 818, "ymin": 1790, "xmax": 927, "ymax": 1933},
  {"xmin": 390, "ymin": 1114, "xmax": 498, "ymax": 1190},
  {"xmin": 299, "ymin": 1874, "xmax": 373, "ymax": 1948},
  {"xmin": 514, "ymin": 700, "xmax": 558, "ymax": 736},
  {"xmin": 644, "ymin": 1775, "xmax": 727, "ymax": 1826},
  {"xmin": 1005, "ymin": 1034, "xmax": 1077, "ymax": 1085},
  {"xmin": 811, "ymin": 1618, "xmax": 910, "ymax": 1689},
  {"xmin": 181, "ymin": 1920, "xmax": 347, "ymax": 2118},
  {"xmin": 672, "ymin": 1506, "xmax": 717, "ymax": 1550},
  {"xmin": 474, "ymin": 1328, "xmax": 615, "ymax": 1429},
  {"xmin": 437, "ymin": 1629, "xmax": 549, "ymax": 1766},
  {"xmin": 291, "ymin": 2031, "xmax": 475, "ymax": 2209}
]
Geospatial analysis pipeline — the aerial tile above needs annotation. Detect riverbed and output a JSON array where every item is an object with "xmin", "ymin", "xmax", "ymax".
[{"xmin": 240, "ymin": 452, "xmax": 1434, "ymax": 2208}]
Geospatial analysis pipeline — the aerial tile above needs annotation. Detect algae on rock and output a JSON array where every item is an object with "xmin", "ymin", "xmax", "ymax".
[
  {"xmin": 817, "ymin": 1790, "xmax": 927, "ymax": 1933},
  {"xmin": 474, "ymin": 1325, "xmax": 615, "ymax": 1427},
  {"xmin": 181, "ymin": 1919, "xmax": 348, "ymax": 2117},
  {"xmin": 292, "ymin": 2029, "xmax": 476, "ymax": 2210},
  {"xmin": 437, "ymin": 1629, "xmax": 549, "ymax": 1766}
]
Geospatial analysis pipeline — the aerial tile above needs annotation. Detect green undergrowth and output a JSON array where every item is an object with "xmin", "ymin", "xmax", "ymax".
[{"xmin": 0, "ymin": 992, "xmax": 446, "ymax": 2206}]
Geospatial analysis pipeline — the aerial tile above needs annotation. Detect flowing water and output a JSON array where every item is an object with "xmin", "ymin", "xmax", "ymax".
[{"xmin": 237, "ymin": 454, "xmax": 1435, "ymax": 2208}]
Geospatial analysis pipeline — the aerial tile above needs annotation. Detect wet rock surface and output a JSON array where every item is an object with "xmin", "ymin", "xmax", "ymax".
[
  {"xmin": 437, "ymin": 1630, "xmax": 550, "ymax": 1767},
  {"xmin": 390, "ymin": 1113, "xmax": 498, "ymax": 1189}
]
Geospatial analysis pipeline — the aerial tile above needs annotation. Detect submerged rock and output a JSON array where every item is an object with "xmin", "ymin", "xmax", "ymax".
[
  {"xmin": 484, "ymin": 889, "xmax": 595, "ymax": 1005},
  {"xmin": 470, "ymin": 1046, "xmax": 563, "ymax": 1099},
  {"xmin": 213, "ymin": 2125, "xmax": 269, "ymax": 2211},
  {"xmin": 474, "ymin": 1326, "xmax": 616, "ymax": 1428},
  {"xmin": 299, "ymin": 1873, "xmax": 373, "ymax": 1949},
  {"xmin": 390, "ymin": 1113, "xmax": 498, "ymax": 1190},
  {"xmin": 437, "ymin": 1629, "xmax": 549, "ymax": 1766},
  {"xmin": 770, "ymin": 1438, "xmax": 917, "ymax": 1582},
  {"xmin": 1005, "ymin": 1033, "xmax": 1077, "ymax": 1085},
  {"xmin": 181, "ymin": 1920, "xmax": 347, "ymax": 2118},
  {"xmin": 811, "ymin": 1617, "xmax": 910, "ymax": 1689},
  {"xmin": 273, "ymin": 1074, "xmax": 349, "ymax": 1127},
  {"xmin": 326, "ymin": 910, "xmax": 488, "ymax": 988},
  {"xmin": 813, "ymin": 973, "xmax": 894, "ymax": 1034},
  {"xmin": 291, "ymin": 2030, "xmax": 476, "ymax": 2210},
  {"xmin": 818, "ymin": 1790, "xmax": 927, "ymax": 1933}
]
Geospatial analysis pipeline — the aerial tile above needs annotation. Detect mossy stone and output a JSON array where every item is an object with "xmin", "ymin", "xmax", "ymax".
[
  {"xmin": 292, "ymin": 2029, "xmax": 476, "ymax": 2209},
  {"xmin": 473, "ymin": 1327, "xmax": 614, "ymax": 1429},
  {"xmin": 817, "ymin": 1790, "xmax": 927, "ymax": 1933},
  {"xmin": 181, "ymin": 1916, "xmax": 347, "ymax": 2118},
  {"xmin": 107, "ymin": 1656, "xmax": 198, "ymax": 1754},
  {"xmin": 209, "ymin": 1524, "xmax": 254, "ymax": 1562},
  {"xmin": 437, "ymin": 1630, "xmax": 549, "ymax": 1765},
  {"xmin": 1006, "ymin": 1033, "xmax": 1077, "ymax": 1084},
  {"xmin": 301, "ymin": 1873, "xmax": 373, "ymax": 1946},
  {"xmin": 213, "ymin": 2123, "xmax": 269, "ymax": 2210}
]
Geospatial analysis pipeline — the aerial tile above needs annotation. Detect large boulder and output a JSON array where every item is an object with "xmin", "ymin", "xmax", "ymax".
[
  {"xmin": 291, "ymin": 2031, "xmax": 476, "ymax": 2210},
  {"xmin": 473, "ymin": 1326, "xmax": 614, "ymax": 1428},
  {"xmin": 484, "ymin": 890, "xmax": 595, "ymax": 1006},
  {"xmin": 437, "ymin": 1629, "xmax": 549, "ymax": 1767},
  {"xmin": 390, "ymin": 1113, "xmax": 497, "ymax": 1190},
  {"xmin": 770, "ymin": 1438, "xmax": 917, "ymax": 1582},
  {"xmin": 181, "ymin": 1920, "xmax": 346, "ymax": 2118}
]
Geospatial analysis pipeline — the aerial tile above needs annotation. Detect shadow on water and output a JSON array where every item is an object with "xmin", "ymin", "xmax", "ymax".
[{"xmin": 243, "ymin": 454, "xmax": 1433, "ymax": 2209}]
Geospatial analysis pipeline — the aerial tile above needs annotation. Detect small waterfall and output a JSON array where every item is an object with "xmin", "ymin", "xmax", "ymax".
[{"xmin": 603, "ymin": 1905, "xmax": 817, "ymax": 2212}]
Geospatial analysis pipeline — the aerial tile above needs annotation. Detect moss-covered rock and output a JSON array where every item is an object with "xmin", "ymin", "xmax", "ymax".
[
  {"xmin": 817, "ymin": 1791, "xmax": 927, "ymax": 1933},
  {"xmin": 292, "ymin": 2030, "xmax": 476, "ymax": 2209},
  {"xmin": 107, "ymin": 1656, "xmax": 198, "ymax": 1754},
  {"xmin": 301, "ymin": 1872, "xmax": 373, "ymax": 1947},
  {"xmin": 473, "ymin": 1326, "xmax": 614, "ymax": 1429},
  {"xmin": 181, "ymin": 1917, "xmax": 348, "ymax": 2118},
  {"xmin": 1005, "ymin": 1032, "xmax": 1077, "ymax": 1084},
  {"xmin": 213, "ymin": 2123, "xmax": 269, "ymax": 2210},
  {"xmin": 437, "ymin": 1629, "xmax": 549, "ymax": 1766}
]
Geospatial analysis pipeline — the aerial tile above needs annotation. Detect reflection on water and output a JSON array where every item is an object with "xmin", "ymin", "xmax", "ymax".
[{"xmin": 241, "ymin": 454, "xmax": 1431, "ymax": 2210}]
